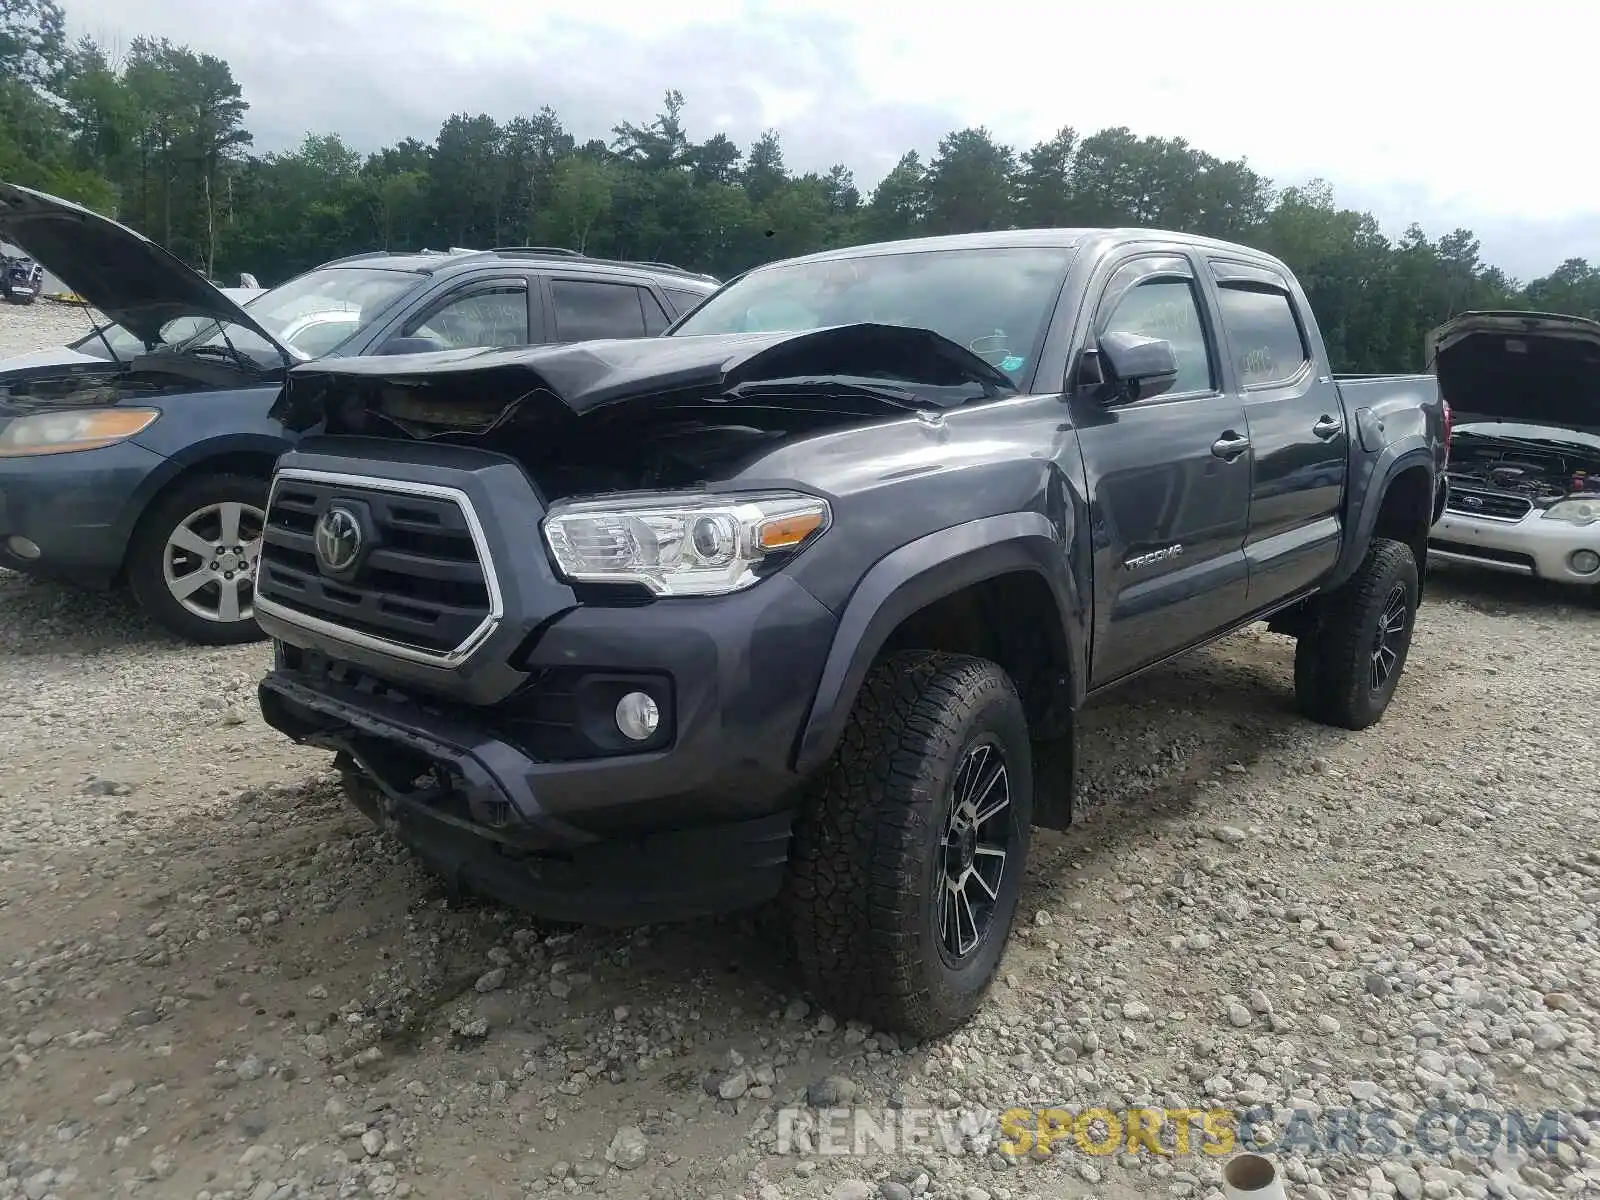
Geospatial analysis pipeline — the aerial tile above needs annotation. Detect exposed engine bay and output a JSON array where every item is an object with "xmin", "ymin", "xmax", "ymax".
[
  {"xmin": 327, "ymin": 380, "xmax": 907, "ymax": 500},
  {"xmin": 0, "ymin": 353, "xmax": 273, "ymax": 412},
  {"xmin": 274, "ymin": 323, "xmax": 1017, "ymax": 501},
  {"xmin": 1448, "ymin": 427, "xmax": 1600, "ymax": 505}
]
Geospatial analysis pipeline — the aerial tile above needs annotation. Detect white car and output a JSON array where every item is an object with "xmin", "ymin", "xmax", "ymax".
[
  {"xmin": 1426, "ymin": 310, "xmax": 1600, "ymax": 595},
  {"xmin": 0, "ymin": 287, "xmax": 267, "ymax": 372}
]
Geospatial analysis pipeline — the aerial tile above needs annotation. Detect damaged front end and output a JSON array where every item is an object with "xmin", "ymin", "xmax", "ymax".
[
  {"xmin": 269, "ymin": 322, "xmax": 1015, "ymax": 501},
  {"xmin": 251, "ymin": 321, "xmax": 1016, "ymax": 911}
]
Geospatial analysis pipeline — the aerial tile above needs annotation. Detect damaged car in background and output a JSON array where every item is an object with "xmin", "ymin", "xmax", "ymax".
[
  {"xmin": 1428, "ymin": 311, "xmax": 1600, "ymax": 598},
  {"xmin": 0, "ymin": 181, "xmax": 717, "ymax": 644}
]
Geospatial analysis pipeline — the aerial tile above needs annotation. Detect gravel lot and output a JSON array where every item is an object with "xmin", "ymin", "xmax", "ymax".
[{"xmin": 1, "ymin": 300, "xmax": 1597, "ymax": 1200}]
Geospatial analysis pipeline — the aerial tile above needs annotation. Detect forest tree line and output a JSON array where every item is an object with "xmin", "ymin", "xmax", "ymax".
[{"xmin": 5, "ymin": 0, "xmax": 1600, "ymax": 372}]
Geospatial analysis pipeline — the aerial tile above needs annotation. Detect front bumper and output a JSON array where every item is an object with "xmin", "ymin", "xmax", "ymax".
[
  {"xmin": 1428, "ymin": 510, "xmax": 1600, "ymax": 585},
  {"xmin": 259, "ymin": 665, "xmax": 798, "ymax": 924},
  {"xmin": 0, "ymin": 440, "xmax": 165, "ymax": 587},
  {"xmin": 253, "ymin": 439, "xmax": 844, "ymax": 923}
]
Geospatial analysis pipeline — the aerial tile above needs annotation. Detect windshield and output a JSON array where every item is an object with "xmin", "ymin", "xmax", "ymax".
[
  {"xmin": 170, "ymin": 266, "xmax": 421, "ymax": 366},
  {"xmin": 670, "ymin": 246, "xmax": 1074, "ymax": 385}
]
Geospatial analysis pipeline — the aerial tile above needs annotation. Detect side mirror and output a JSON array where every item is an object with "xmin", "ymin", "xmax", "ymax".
[
  {"xmin": 1095, "ymin": 330, "xmax": 1180, "ymax": 405},
  {"xmin": 375, "ymin": 335, "xmax": 448, "ymax": 357}
]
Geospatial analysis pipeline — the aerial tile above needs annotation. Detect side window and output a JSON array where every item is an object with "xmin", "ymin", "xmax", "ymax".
[
  {"xmin": 406, "ymin": 285, "xmax": 530, "ymax": 350},
  {"xmin": 1214, "ymin": 282, "xmax": 1309, "ymax": 386},
  {"xmin": 663, "ymin": 287, "xmax": 708, "ymax": 319},
  {"xmin": 1099, "ymin": 277, "xmax": 1215, "ymax": 396},
  {"xmin": 641, "ymin": 289, "xmax": 671, "ymax": 335},
  {"xmin": 551, "ymin": 280, "xmax": 648, "ymax": 341}
]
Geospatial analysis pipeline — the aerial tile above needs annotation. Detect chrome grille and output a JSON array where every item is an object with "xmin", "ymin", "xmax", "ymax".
[
  {"xmin": 256, "ymin": 472, "xmax": 500, "ymax": 661},
  {"xmin": 1444, "ymin": 485, "xmax": 1532, "ymax": 522}
]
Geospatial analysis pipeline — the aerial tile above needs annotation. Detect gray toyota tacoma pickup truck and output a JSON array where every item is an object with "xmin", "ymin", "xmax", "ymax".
[{"xmin": 254, "ymin": 229, "xmax": 1450, "ymax": 1038}]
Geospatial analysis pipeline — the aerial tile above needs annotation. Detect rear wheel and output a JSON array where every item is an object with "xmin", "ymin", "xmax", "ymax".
[
  {"xmin": 127, "ymin": 472, "xmax": 270, "ymax": 645},
  {"xmin": 784, "ymin": 651, "xmax": 1033, "ymax": 1040},
  {"xmin": 1293, "ymin": 537, "xmax": 1418, "ymax": 730}
]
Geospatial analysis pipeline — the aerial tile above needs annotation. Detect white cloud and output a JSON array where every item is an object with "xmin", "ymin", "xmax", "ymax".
[{"xmin": 60, "ymin": 0, "xmax": 1600, "ymax": 279}]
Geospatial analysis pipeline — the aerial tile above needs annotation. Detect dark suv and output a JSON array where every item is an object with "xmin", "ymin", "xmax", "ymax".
[{"xmin": 0, "ymin": 181, "xmax": 718, "ymax": 644}]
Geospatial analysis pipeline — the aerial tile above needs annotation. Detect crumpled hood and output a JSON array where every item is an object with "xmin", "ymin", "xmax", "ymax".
[
  {"xmin": 0, "ymin": 181, "xmax": 290, "ymax": 359},
  {"xmin": 1429, "ymin": 310, "xmax": 1600, "ymax": 429},
  {"xmin": 271, "ymin": 323, "xmax": 1018, "ymax": 431}
]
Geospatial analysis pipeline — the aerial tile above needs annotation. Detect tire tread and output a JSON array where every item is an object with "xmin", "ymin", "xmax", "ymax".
[
  {"xmin": 785, "ymin": 650, "xmax": 1030, "ymax": 1040},
  {"xmin": 1294, "ymin": 537, "xmax": 1418, "ymax": 731}
]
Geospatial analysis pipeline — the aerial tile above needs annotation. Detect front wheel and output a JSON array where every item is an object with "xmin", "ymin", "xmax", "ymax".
[
  {"xmin": 127, "ymin": 472, "xmax": 270, "ymax": 645},
  {"xmin": 784, "ymin": 651, "xmax": 1033, "ymax": 1040},
  {"xmin": 1293, "ymin": 537, "xmax": 1419, "ymax": 730}
]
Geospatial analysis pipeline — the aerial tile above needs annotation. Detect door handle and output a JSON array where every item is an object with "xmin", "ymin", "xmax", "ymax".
[
  {"xmin": 1211, "ymin": 431, "xmax": 1250, "ymax": 461},
  {"xmin": 1312, "ymin": 414, "xmax": 1344, "ymax": 439}
]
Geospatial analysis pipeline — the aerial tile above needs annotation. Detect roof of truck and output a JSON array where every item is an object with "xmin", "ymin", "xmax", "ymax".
[{"xmin": 779, "ymin": 227, "xmax": 1287, "ymax": 266}]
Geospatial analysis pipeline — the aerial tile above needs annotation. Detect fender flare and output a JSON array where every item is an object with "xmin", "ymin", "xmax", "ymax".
[
  {"xmin": 115, "ymin": 431, "xmax": 294, "ymax": 547},
  {"xmin": 1327, "ymin": 437, "xmax": 1436, "ymax": 590},
  {"xmin": 791, "ymin": 511, "xmax": 1083, "ymax": 776}
]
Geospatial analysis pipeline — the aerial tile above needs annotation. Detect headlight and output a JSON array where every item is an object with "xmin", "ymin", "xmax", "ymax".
[
  {"xmin": 542, "ymin": 491, "xmax": 831, "ymax": 596},
  {"xmin": 1542, "ymin": 498, "xmax": 1600, "ymax": 526},
  {"xmin": 0, "ymin": 408, "xmax": 160, "ymax": 457}
]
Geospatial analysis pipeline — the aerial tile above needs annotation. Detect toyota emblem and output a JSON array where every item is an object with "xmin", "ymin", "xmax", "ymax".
[
  {"xmin": 314, "ymin": 506, "xmax": 363, "ymax": 574},
  {"xmin": 1463, "ymin": 495, "xmax": 1483, "ymax": 508}
]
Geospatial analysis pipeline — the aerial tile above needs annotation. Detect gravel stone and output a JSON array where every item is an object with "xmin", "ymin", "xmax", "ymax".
[{"xmin": 605, "ymin": 1124, "xmax": 649, "ymax": 1169}]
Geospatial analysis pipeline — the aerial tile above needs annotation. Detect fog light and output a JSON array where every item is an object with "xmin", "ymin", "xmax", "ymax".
[
  {"xmin": 1570, "ymin": 549, "xmax": 1600, "ymax": 575},
  {"xmin": 615, "ymin": 691, "xmax": 660, "ymax": 741},
  {"xmin": 5, "ymin": 535, "xmax": 40, "ymax": 561}
]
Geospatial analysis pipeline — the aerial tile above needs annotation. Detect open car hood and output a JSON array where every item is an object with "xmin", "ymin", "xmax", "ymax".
[
  {"xmin": 271, "ymin": 324, "xmax": 1018, "ymax": 431},
  {"xmin": 0, "ymin": 181, "xmax": 291, "ymax": 362},
  {"xmin": 1428, "ymin": 310, "xmax": 1600, "ymax": 429}
]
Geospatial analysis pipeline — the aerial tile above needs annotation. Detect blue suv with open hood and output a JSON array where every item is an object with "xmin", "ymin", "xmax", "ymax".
[{"xmin": 0, "ymin": 181, "xmax": 717, "ymax": 643}]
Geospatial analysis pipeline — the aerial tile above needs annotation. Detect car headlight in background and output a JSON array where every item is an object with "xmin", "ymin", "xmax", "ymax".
[
  {"xmin": 542, "ymin": 491, "xmax": 831, "ymax": 596},
  {"xmin": 1542, "ymin": 497, "xmax": 1600, "ymax": 526},
  {"xmin": 0, "ymin": 408, "xmax": 160, "ymax": 457}
]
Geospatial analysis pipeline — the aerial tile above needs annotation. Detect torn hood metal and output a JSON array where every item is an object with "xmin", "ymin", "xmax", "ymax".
[
  {"xmin": 1428, "ymin": 310, "xmax": 1600, "ymax": 429},
  {"xmin": 0, "ymin": 181, "xmax": 292, "ymax": 361},
  {"xmin": 272, "ymin": 323, "xmax": 1018, "ymax": 431}
]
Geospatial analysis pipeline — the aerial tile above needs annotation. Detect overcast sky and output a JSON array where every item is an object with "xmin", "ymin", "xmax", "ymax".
[{"xmin": 58, "ymin": 0, "xmax": 1599, "ymax": 282}]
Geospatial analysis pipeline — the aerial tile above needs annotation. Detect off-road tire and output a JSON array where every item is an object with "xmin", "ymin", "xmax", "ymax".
[
  {"xmin": 784, "ymin": 650, "xmax": 1033, "ymax": 1040},
  {"xmin": 127, "ymin": 472, "xmax": 270, "ymax": 646},
  {"xmin": 1293, "ymin": 537, "xmax": 1418, "ymax": 730}
]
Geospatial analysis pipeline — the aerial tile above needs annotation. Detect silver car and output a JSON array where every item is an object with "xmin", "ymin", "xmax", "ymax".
[{"xmin": 1427, "ymin": 311, "xmax": 1600, "ymax": 595}]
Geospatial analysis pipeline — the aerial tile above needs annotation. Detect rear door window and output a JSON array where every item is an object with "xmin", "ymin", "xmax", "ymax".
[
  {"xmin": 1212, "ymin": 280, "xmax": 1310, "ymax": 387},
  {"xmin": 641, "ymin": 289, "xmax": 672, "ymax": 334},
  {"xmin": 551, "ymin": 280, "xmax": 649, "ymax": 341},
  {"xmin": 663, "ymin": 287, "xmax": 709, "ymax": 319}
]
